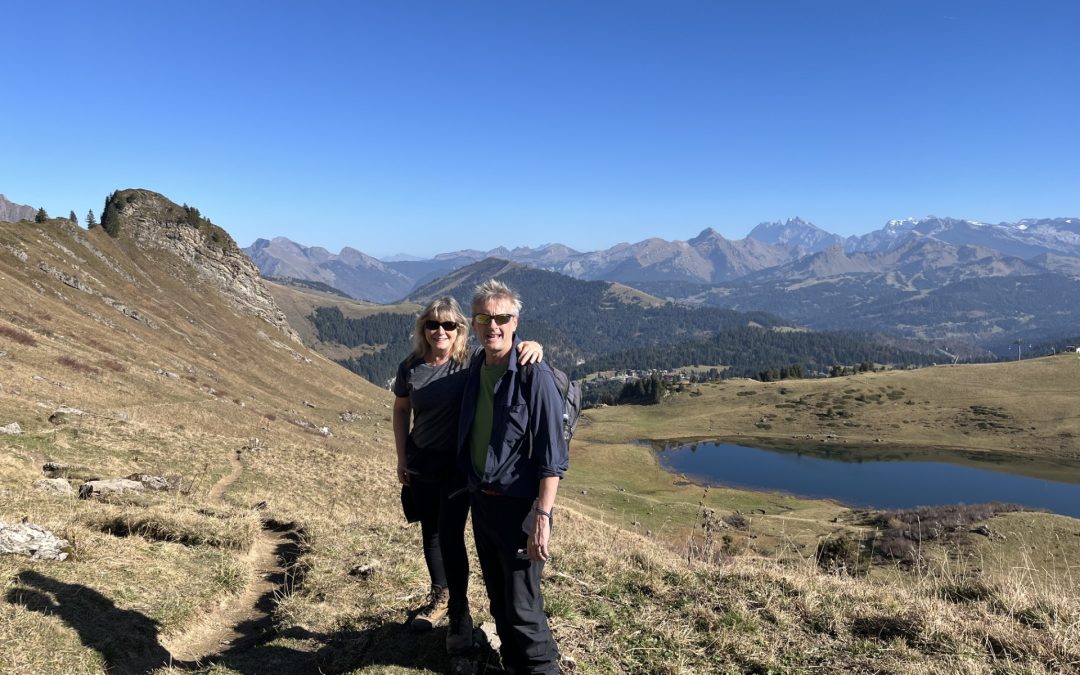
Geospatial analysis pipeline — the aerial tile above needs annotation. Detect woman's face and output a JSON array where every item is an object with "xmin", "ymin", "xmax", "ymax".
[{"xmin": 424, "ymin": 312, "xmax": 459, "ymax": 353}]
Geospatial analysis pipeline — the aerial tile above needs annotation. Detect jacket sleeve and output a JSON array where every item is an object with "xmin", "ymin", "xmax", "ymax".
[{"xmin": 528, "ymin": 365, "xmax": 569, "ymax": 479}]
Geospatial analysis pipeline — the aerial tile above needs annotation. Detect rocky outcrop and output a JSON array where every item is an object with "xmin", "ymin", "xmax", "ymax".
[
  {"xmin": 0, "ymin": 194, "xmax": 37, "ymax": 223},
  {"xmin": 102, "ymin": 189, "xmax": 300, "ymax": 342}
]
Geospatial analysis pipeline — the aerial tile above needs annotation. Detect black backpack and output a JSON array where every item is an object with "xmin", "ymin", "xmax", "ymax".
[{"xmin": 521, "ymin": 362, "xmax": 582, "ymax": 446}]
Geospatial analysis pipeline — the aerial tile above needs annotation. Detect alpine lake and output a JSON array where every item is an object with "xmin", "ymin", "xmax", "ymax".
[{"xmin": 653, "ymin": 440, "xmax": 1080, "ymax": 518}]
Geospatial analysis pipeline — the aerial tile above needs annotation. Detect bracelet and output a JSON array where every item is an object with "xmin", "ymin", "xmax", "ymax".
[{"xmin": 535, "ymin": 508, "xmax": 552, "ymax": 519}]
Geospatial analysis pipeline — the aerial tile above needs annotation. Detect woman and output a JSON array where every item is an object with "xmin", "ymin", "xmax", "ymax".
[{"xmin": 392, "ymin": 296, "xmax": 542, "ymax": 655}]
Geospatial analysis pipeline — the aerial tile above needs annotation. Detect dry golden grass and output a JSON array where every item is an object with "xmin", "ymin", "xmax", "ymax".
[{"xmin": 2, "ymin": 218, "xmax": 1078, "ymax": 673}]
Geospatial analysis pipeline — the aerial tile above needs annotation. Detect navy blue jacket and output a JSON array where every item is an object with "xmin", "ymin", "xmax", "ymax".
[{"xmin": 457, "ymin": 336, "xmax": 569, "ymax": 498}]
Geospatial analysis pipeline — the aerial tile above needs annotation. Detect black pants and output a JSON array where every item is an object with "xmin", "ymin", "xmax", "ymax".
[
  {"xmin": 471, "ymin": 492, "xmax": 559, "ymax": 674},
  {"xmin": 411, "ymin": 475, "xmax": 471, "ymax": 611}
]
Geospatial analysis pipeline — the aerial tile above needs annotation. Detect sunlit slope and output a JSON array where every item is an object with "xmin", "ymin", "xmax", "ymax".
[{"xmin": 581, "ymin": 356, "xmax": 1080, "ymax": 463}]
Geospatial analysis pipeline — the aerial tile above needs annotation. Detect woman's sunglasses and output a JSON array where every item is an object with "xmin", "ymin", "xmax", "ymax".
[{"xmin": 424, "ymin": 320, "xmax": 459, "ymax": 331}]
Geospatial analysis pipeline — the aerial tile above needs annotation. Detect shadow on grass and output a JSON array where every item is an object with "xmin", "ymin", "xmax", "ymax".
[
  {"xmin": 6, "ymin": 567, "xmax": 487, "ymax": 674},
  {"xmin": 6, "ymin": 569, "xmax": 178, "ymax": 675}
]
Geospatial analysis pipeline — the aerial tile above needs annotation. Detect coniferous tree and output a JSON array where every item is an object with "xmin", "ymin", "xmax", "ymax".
[
  {"xmin": 86, "ymin": 209, "xmax": 97, "ymax": 228},
  {"xmin": 68, "ymin": 210, "xmax": 78, "ymax": 223},
  {"xmin": 100, "ymin": 192, "xmax": 121, "ymax": 236},
  {"xmin": 34, "ymin": 207, "xmax": 48, "ymax": 223}
]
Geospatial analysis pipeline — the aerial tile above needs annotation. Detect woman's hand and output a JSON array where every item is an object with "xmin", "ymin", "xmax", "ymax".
[
  {"xmin": 397, "ymin": 463, "xmax": 411, "ymax": 485},
  {"xmin": 517, "ymin": 340, "xmax": 544, "ymax": 365}
]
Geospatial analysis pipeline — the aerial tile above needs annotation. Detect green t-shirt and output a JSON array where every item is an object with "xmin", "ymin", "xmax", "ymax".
[{"xmin": 471, "ymin": 362, "xmax": 508, "ymax": 477}]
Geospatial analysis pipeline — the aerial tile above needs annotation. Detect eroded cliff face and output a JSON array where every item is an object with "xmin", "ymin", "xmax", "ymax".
[
  {"xmin": 0, "ymin": 194, "xmax": 37, "ymax": 223},
  {"xmin": 101, "ymin": 189, "xmax": 300, "ymax": 342}
]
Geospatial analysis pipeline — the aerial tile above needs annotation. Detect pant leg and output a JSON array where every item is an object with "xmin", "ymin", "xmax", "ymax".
[
  {"xmin": 472, "ymin": 493, "xmax": 560, "ymax": 674},
  {"xmin": 472, "ymin": 493, "xmax": 514, "ymax": 660},
  {"xmin": 411, "ymin": 480, "xmax": 447, "ymax": 589},
  {"xmin": 438, "ymin": 475, "xmax": 471, "ymax": 611}
]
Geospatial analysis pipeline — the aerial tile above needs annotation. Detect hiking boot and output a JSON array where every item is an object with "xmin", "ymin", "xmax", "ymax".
[
  {"xmin": 446, "ymin": 609, "xmax": 474, "ymax": 654},
  {"xmin": 410, "ymin": 585, "xmax": 449, "ymax": 631}
]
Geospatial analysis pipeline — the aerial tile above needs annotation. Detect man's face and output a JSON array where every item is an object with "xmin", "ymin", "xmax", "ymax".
[{"xmin": 472, "ymin": 297, "xmax": 519, "ymax": 360}]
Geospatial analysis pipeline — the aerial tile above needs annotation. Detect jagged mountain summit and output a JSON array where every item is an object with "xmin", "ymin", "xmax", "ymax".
[
  {"xmin": 746, "ymin": 217, "xmax": 846, "ymax": 253},
  {"xmin": 246, "ymin": 237, "xmax": 413, "ymax": 304},
  {"xmin": 0, "ymin": 194, "xmax": 37, "ymax": 223},
  {"xmin": 844, "ymin": 216, "xmax": 1080, "ymax": 259}
]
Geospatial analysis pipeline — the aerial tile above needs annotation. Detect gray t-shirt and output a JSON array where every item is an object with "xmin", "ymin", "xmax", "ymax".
[{"xmin": 393, "ymin": 355, "xmax": 470, "ymax": 478}]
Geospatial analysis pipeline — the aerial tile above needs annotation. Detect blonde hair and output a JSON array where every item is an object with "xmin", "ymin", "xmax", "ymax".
[
  {"xmin": 471, "ymin": 279, "xmax": 522, "ymax": 316},
  {"xmin": 411, "ymin": 296, "xmax": 470, "ymax": 363}
]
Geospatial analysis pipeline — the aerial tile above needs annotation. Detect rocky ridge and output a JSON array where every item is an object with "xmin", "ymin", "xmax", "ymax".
[{"xmin": 101, "ymin": 190, "xmax": 299, "ymax": 342}]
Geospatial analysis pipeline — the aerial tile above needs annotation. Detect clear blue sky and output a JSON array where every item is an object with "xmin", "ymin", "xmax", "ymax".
[{"xmin": 3, "ymin": 1, "xmax": 1077, "ymax": 258}]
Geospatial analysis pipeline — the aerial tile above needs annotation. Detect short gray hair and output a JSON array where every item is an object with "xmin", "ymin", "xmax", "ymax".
[{"xmin": 471, "ymin": 279, "xmax": 522, "ymax": 316}]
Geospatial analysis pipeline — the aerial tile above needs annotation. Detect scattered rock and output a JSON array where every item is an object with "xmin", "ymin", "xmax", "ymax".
[
  {"xmin": 0, "ymin": 422, "xmax": 22, "ymax": 435},
  {"xmin": 253, "ymin": 500, "xmax": 269, "ymax": 511},
  {"xmin": 477, "ymin": 621, "xmax": 501, "ymax": 652},
  {"xmin": 303, "ymin": 400, "xmax": 316, "ymax": 408},
  {"xmin": 48, "ymin": 406, "xmax": 85, "ymax": 425},
  {"xmin": 0, "ymin": 521, "xmax": 71, "ymax": 561},
  {"xmin": 155, "ymin": 368, "xmax": 180, "ymax": 379},
  {"xmin": 79, "ymin": 478, "xmax": 145, "ymax": 499},
  {"xmin": 41, "ymin": 462, "xmax": 93, "ymax": 479},
  {"xmin": 349, "ymin": 561, "xmax": 379, "ymax": 579},
  {"xmin": 32, "ymin": 478, "xmax": 75, "ymax": 497},
  {"xmin": 42, "ymin": 462, "xmax": 67, "ymax": 476},
  {"xmin": 972, "ymin": 525, "xmax": 1006, "ymax": 541},
  {"xmin": 339, "ymin": 411, "xmax": 363, "ymax": 422},
  {"xmin": 318, "ymin": 426, "xmax": 332, "ymax": 437},
  {"xmin": 125, "ymin": 473, "xmax": 180, "ymax": 491}
]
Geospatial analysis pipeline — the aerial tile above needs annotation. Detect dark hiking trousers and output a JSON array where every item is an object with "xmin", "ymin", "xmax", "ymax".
[
  {"xmin": 412, "ymin": 475, "xmax": 471, "ymax": 611},
  {"xmin": 471, "ymin": 491, "xmax": 559, "ymax": 674}
]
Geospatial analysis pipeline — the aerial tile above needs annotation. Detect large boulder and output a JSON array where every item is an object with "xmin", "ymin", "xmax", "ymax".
[
  {"xmin": 0, "ymin": 422, "xmax": 22, "ymax": 435},
  {"xmin": 0, "ymin": 522, "xmax": 71, "ymax": 561},
  {"xmin": 79, "ymin": 478, "xmax": 145, "ymax": 499},
  {"xmin": 32, "ymin": 478, "xmax": 75, "ymax": 497}
]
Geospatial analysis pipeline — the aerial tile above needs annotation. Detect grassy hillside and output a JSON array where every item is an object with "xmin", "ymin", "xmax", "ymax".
[
  {"xmin": 1, "ymin": 215, "xmax": 1077, "ymax": 673},
  {"xmin": 264, "ymin": 278, "xmax": 420, "ymax": 362}
]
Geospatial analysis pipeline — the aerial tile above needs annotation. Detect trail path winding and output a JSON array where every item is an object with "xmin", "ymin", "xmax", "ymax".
[{"xmin": 163, "ymin": 449, "xmax": 302, "ymax": 667}]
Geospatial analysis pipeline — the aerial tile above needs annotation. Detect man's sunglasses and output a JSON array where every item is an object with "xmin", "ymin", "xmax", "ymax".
[
  {"xmin": 424, "ymin": 320, "xmax": 459, "ymax": 331},
  {"xmin": 473, "ymin": 313, "xmax": 515, "ymax": 325}
]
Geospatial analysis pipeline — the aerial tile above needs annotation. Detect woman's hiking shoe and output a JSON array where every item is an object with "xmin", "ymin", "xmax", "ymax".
[
  {"xmin": 410, "ymin": 585, "xmax": 449, "ymax": 631},
  {"xmin": 446, "ymin": 610, "xmax": 474, "ymax": 653}
]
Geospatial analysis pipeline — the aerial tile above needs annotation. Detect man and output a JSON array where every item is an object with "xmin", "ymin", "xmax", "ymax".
[{"xmin": 458, "ymin": 279, "xmax": 568, "ymax": 674}]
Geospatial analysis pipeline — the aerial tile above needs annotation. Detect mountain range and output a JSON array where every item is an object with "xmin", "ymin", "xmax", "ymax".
[
  {"xmin": 246, "ymin": 216, "xmax": 1080, "ymax": 300},
  {"xmin": 245, "ymin": 216, "xmax": 1080, "ymax": 354}
]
